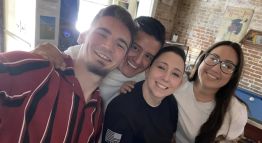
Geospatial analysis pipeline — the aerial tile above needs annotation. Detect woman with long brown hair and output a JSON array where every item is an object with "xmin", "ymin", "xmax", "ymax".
[{"xmin": 174, "ymin": 41, "xmax": 248, "ymax": 143}]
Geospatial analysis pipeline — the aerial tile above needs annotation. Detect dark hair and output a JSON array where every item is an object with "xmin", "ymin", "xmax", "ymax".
[
  {"xmin": 189, "ymin": 41, "xmax": 244, "ymax": 143},
  {"xmin": 92, "ymin": 5, "xmax": 137, "ymax": 48},
  {"xmin": 134, "ymin": 16, "xmax": 166, "ymax": 47},
  {"xmin": 150, "ymin": 45, "xmax": 186, "ymax": 68}
]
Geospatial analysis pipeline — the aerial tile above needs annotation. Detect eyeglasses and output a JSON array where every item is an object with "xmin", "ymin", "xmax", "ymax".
[{"xmin": 204, "ymin": 53, "xmax": 236, "ymax": 74}]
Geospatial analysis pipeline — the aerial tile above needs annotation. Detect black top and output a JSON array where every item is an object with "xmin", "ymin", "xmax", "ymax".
[{"xmin": 102, "ymin": 81, "xmax": 178, "ymax": 143}]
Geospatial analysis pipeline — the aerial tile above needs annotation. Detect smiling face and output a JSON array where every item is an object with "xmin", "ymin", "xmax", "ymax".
[
  {"xmin": 118, "ymin": 31, "xmax": 161, "ymax": 78},
  {"xmin": 197, "ymin": 45, "xmax": 238, "ymax": 91},
  {"xmin": 79, "ymin": 16, "xmax": 131, "ymax": 77},
  {"xmin": 143, "ymin": 52, "xmax": 185, "ymax": 106}
]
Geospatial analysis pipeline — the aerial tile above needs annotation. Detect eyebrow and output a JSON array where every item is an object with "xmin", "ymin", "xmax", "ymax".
[
  {"xmin": 174, "ymin": 68, "xmax": 183, "ymax": 74},
  {"xmin": 158, "ymin": 61, "xmax": 183, "ymax": 74},
  {"xmin": 133, "ymin": 42, "xmax": 154, "ymax": 57},
  {"xmin": 223, "ymin": 60, "xmax": 236, "ymax": 65},
  {"xmin": 210, "ymin": 53, "xmax": 236, "ymax": 64},
  {"xmin": 210, "ymin": 53, "xmax": 220, "ymax": 58},
  {"xmin": 133, "ymin": 42, "xmax": 141, "ymax": 49},
  {"xmin": 98, "ymin": 27, "xmax": 129, "ymax": 49}
]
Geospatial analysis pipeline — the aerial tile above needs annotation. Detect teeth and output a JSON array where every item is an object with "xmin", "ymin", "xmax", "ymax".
[
  {"xmin": 127, "ymin": 61, "xmax": 137, "ymax": 69},
  {"xmin": 97, "ymin": 52, "xmax": 110, "ymax": 61},
  {"xmin": 207, "ymin": 73, "xmax": 218, "ymax": 80},
  {"xmin": 156, "ymin": 82, "xmax": 168, "ymax": 89}
]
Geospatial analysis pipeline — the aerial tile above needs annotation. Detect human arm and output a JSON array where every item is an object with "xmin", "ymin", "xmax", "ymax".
[
  {"xmin": 102, "ymin": 98, "xmax": 134, "ymax": 143},
  {"xmin": 118, "ymin": 72, "xmax": 145, "ymax": 94},
  {"xmin": 0, "ymin": 51, "xmax": 52, "ymax": 97},
  {"xmin": 119, "ymin": 81, "xmax": 136, "ymax": 94},
  {"xmin": 0, "ymin": 52, "xmax": 13, "ymax": 92},
  {"xmin": 31, "ymin": 43, "xmax": 68, "ymax": 70},
  {"xmin": 216, "ymin": 97, "xmax": 248, "ymax": 141},
  {"xmin": 227, "ymin": 98, "xmax": 248, "ymax": 139}
]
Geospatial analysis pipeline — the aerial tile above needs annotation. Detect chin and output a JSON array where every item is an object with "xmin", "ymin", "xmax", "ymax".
[
  {"xmin": 122, "ymin": 72, "xmax": 135, "ymax": 78},
  {"xmin": 154, "ymin": 93, "xmax": 168, "ymax": 99}
]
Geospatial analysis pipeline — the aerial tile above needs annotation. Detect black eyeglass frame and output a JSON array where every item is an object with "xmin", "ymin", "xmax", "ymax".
[{"xmin": 203, "ymin": 53, "xmax": 237, "ymax": 74}]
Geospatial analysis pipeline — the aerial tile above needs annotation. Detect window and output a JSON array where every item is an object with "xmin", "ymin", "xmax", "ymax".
[
  {"xmin": 76, "ymin": 0, "xmax": 158, "ymax": 32},
  {"xmin": 76, "ymin": 0, "xmax": 109, "ymax": 32}
]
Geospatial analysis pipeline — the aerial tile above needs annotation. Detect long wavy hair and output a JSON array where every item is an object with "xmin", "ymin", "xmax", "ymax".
[{"xmin": 189, "ymin": 41, "xmax": 244, "ymax": 143}]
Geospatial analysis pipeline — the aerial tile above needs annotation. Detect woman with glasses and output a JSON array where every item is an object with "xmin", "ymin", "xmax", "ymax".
[{"xmin": 174, "ymin": 40, "xmax": 248, "ymax": 143}]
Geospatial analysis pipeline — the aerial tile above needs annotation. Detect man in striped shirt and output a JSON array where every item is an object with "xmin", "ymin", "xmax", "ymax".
[{"xmin": 0, "ymin": 5, "xmax": 136, "ymax": 143}]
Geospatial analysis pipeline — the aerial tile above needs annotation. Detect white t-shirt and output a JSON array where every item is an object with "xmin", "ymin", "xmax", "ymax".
[
  {"xmin": 64, "ymin": 45, "xmax": 80, "ymax": 58},
  {"xmin": 173, "ymin": 79, "xmax": 248, "ymax": 143},
  {"xmin": 65, "ymin": 45, "xmax": 145, "ymax": 107},
  {"xmin": 99, "ymin": 69, "xmax": 144, "ymax": 107}
]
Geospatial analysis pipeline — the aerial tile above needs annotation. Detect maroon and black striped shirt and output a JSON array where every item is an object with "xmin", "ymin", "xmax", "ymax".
[{"xmin": 0, "ymin": 51, "xmax": 103, "ymax": 143}]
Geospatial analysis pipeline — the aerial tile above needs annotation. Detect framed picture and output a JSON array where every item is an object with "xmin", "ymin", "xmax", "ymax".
[
  {"xmin": 215, "ymin": 6, "xmax": 254, "ymax": 42},
  {"xmin": 40, "ymin": 16, "xmax": 56, "ymax": 40},
  {"xmin": 241, "ymin": 29, "xmax": 262, "ymax": 45}
]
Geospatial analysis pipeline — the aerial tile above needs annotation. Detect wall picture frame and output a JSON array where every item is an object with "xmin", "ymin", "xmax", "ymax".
[
  {"xmin": 241, "ymin": 29, "xmax": 262, "ymax": 45},
  {"xmin": 215, "ymin": 6, "xmax": 254, "ymax": 42}
]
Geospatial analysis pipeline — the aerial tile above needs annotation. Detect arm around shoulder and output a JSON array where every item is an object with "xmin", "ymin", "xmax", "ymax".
[{"xmin": 0, "ymin": 51, "xmax": 54, "ymax": 97}]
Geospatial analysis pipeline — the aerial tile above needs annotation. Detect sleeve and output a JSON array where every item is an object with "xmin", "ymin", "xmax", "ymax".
[
  {"xmin": 64, "ymin": 45, "xmax": 80, "ymax": 58},
  {"xmin": 172, "ymin": 97, "xmax": 179, "ymax": 132},
  {"xmin": 0, "ymin": 53, "xmax": 13, "ymax": 92},
  {"xmin": 227, "ymin": 98, "xmax": 248, "ymax": 139},
  {"xmin": 102, "ymin": 99, "xmax": 134, "ymax": 143},
  {"xmin": 0, "ymin": 51, "xmax": 52, "ymax": 97},
  {"xmin": 64, "ymin": 46, "xmax": 72, "ymax": 55},
  {"xmin": 0, "ymin": 52, "xmax": 34, "ymax": 92}
]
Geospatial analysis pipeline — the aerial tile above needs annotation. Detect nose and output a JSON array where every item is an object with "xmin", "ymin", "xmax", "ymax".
[
  {"xmin": 212, "ymin": 63, "xmax": 221, "ymax": 72},
  {"xmin": 103, "ymin": 38, "xmax": 114, "ymax": 52},
  {"xmin": 163, "ymin": 72, "xmax": 170, "ymax": 82},
  {"xmin": 134, "ymin": 52, "xmax": 143, "ymax": 65}
]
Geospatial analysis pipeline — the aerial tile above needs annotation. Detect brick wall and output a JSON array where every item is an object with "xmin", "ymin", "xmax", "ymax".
[
  {"xmin": 240, "ymin": 43, "xmax": 262, "ymax": 95},
  {"xmin": 155, "ymin": 0, "xmax": 262, "ymax": 95},
  {"xmin": 154, "ymin": 0, "xmax": 179, "ymax": 39}
]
